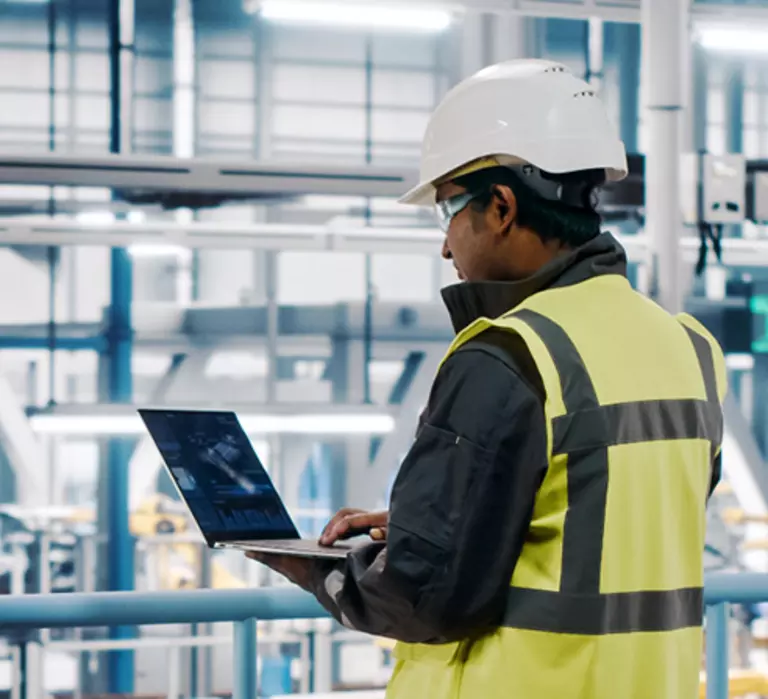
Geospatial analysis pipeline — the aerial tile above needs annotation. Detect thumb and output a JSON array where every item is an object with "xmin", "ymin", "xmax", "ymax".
[{"xmin": 370, "ymin": 527, "xmax": 387, "ymax": 541}]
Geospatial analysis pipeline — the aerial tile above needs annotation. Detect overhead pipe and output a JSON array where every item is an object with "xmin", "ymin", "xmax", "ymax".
[{"xmin": 7, "ymin": 218, "xmax": 768, "ymax": 266}]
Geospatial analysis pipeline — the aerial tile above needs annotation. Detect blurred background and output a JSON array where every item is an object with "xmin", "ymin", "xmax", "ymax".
[{"xmin": 0, "ymin": 0, "xmax": 767, "ymax": 696}]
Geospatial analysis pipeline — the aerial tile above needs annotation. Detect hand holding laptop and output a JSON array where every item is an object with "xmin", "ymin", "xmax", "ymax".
[
  {"xmin": 319, "ymin": 508, "xmax": 388, "ymax": 545},
  {"xmin": 248, "ymin": 508, "xmax": 388, "ymax": 588}
]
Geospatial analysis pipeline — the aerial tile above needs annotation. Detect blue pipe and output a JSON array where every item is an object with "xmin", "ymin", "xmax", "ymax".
[
  {"xmin": 234, "ymin": 618, "xmax": 259, "ymax": 699},
  {"xmin": 706, "ymin": 603, "xmax": 729, "ymax": 699},
  {"xmin": 2, "ymin": 574, "xmax": 767, "ymax": 699},
  {"xmin": 616, "ymin": 22, "xmax": 640, "ymax": 154},
  {"xmin": 704, "ymin": 572, "xmax": 768, "ymax": 604},
  {"xmin": 726, "ymin": 61, "xmax": 744, "ymax": 155},
  {"xmin": 0, "ymin": 337, "xmax": 104, "ymax": 351},
  {"xmin": 0, "ymin": 587, "xmax": 326, "ymax": 628},
  {"xmin": 106, "ymin": 247, "xmax": 135, "ymax": 692}
]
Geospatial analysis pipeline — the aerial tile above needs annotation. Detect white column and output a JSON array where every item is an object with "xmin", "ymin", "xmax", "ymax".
[
  {"xmin": 173, "ymin": 0, "xmax": 195, "ymax": 160},
  {"xmin": 643, "ymin": 0, "xmax": 689, "ymax": 313},
  {"xmin": 174, "ymin": 0, "xmax": 195, "ymax": 306},
  {"xmin": 492, "ymin": 13, "xmax": 526, "ymax": 62},
  {"xmin": 119, "ymin": 0, "xmax": 135, "ymax": 154},
  {"xmin": 587, "ymin": 18, "xmax": 604, "ymax": 93},
  {"xmin": 460, "ymin": 12, "xmax": 485, "ymax": 79}
]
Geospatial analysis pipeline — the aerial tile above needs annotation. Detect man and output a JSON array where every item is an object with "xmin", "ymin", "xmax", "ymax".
[{"xmin": 251, "ymin": 59, "xmax": 726, "ymax": 698}]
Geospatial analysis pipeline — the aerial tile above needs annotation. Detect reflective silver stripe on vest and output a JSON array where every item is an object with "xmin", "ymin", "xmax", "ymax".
[
  {"xmin": 552, "ymin": 399, "xmax": 724, "ymax": 456},
  {"xmin": 502, "ymin": 586, "xmax": 703, "ymax": 635}
]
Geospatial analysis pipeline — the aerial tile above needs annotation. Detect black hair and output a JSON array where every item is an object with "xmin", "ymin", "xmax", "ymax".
[{"xmin": 452, "ymin": 165, "xmax": 605, "ymax": 247}]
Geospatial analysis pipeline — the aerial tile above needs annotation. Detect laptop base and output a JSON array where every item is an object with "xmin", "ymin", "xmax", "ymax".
[{"xmin": 218, "ymin": 539, "xmax": 352, "ymax": 560}]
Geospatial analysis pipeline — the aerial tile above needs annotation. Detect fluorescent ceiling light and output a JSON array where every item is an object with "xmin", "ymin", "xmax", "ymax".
[
  {"xmin": 76, "ymin": 211, "xmax": 116, "ymax": 226},
  {"xmin": 128, "ymin": 244, "xmax": 190, "ymax": 259},
  {"xmin": 29, "ymin": 413, "xmax": 395, "ymax": 437},
  {"xmin": 257, "ymin": 0, "xmax": 452, "ymax": 33},
  {"xmin": 698, "ymin": 27, "xmax": 768, "ymax": 54}
]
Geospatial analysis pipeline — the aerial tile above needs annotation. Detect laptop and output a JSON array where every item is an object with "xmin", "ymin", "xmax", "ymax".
[{"xmin": 138, "ymin": 408, "xmax": 355, "ymax": 560}]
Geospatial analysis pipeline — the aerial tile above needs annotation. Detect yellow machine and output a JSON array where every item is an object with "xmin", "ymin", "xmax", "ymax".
[{"xmin": 68, "ymin": 495, "xmax": 246, "ymax": 590}]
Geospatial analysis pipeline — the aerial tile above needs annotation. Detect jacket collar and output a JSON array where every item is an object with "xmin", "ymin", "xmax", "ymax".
[{"xmin": 441, "ymin": 232, "xmax": 628, "ymax": 334}]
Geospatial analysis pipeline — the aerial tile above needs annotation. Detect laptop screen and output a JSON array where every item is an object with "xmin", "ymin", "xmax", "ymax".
[{"xmin": 139, "ymin": 409, "xmax": 299, "ymax": 543}]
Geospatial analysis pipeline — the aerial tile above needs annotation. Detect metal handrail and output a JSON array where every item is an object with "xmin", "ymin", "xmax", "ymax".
[{"xmin": 0, "ymin": 573, "xmax": 764, "ymax": 699}]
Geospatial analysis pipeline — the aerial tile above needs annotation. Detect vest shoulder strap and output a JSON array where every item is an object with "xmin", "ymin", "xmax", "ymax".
[{"xmin": 676, "ymin": 313, "xmax": 728, "ymax": 405}]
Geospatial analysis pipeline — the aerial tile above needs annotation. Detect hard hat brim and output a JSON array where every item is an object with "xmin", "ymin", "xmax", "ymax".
[{"xmin": 398, "ymin": 181, "xmax": 437, "ymax": 207}]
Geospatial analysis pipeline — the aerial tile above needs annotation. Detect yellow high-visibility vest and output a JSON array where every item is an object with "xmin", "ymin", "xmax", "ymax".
[{"xmin": 387, "ymin": 274, "xmax": 726, "ymax": 699}]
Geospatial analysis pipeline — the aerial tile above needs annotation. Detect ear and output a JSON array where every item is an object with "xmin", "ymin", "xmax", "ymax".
[{"xmin": 489, "ymin": 185, "xmax": 518, "ymax": 236}]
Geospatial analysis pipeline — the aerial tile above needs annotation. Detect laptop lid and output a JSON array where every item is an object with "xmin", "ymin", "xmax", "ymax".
[{"xmin": 138, "ymin": 409, "xmax": 300, "ymax": 546}]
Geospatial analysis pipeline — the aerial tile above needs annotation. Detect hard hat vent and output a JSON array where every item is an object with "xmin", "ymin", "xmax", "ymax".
[
  {"xmin": 544, "ymin": 66, "xmax": 566, "ymax": 73},
  {"xmin": 574, "ymin": 90, "xmax": 596, "ymax": 98}
]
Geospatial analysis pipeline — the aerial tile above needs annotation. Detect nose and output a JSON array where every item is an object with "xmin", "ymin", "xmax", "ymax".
[{"xmin": 441, "ymin": 238, "xmax": 452, "ymax": 260}]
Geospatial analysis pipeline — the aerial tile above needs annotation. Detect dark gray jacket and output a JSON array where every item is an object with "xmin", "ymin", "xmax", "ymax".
[{"xmin": 306, "ymin": 233, "xmax": 720, "ymax": 643}]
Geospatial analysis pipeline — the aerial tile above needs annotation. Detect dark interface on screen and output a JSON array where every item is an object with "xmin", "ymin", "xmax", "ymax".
[{"xmin": 140, "ymin": 410, "xmax": 298, "ymax": 541}]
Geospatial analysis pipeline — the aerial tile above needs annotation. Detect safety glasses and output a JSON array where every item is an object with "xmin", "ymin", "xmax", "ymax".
[{"xmin": 434, "ymin": 190, "xmax": 486, "ymax": 233}]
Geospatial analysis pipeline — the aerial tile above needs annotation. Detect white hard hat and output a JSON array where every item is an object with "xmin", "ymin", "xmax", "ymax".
[{"xmin": 400, "ymin": 59, "xmax": 628, "ymax": 207}]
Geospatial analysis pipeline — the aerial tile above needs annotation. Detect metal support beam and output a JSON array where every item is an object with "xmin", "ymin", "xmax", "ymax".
[
  {"xmin": 617, "ymin": 22, "xmax": 641, "ymax": 154},
  {"xmin": 6, "ymin": 222, "xmax": 768, "ymax": 267},
  {"xmin": 706, "ymin": 603, "xmax": 730, "ymax": 699},
  {"xmin": 726, "ymin": 61, "xmax": 744, "ymax": 155},
  {"xmin": 692, "ymin": 43, "xmax": 708, "ymax": 152},
  {"xmin": 643, "ymin": 0, "xmax": 687, "ymax": 313},
  {"xmin": 106, "ymin": 0, "xmax": 136, "ymax": 692},
  {"xmin": 234, "ymin": 618, "xmax": 258, "ymax": 699},
  {"xmin": 411, "ymin": 0, "xmax": 768, "ymax": 24}
]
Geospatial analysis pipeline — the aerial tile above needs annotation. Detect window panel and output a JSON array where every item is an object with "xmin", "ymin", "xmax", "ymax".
[
  {"xmin": 278, "ymin": 251, "xmax": 366, "ymax": 304},
  {"xmin": 75, "ymin": 95, "xmax": 109, "ymax": 130},
  {"xmin": 273, "ymin": 64, "xmax": 364, "ymax": 104},
  {"xmin": 0, "ymin": 93, "xmax": 49, "ymax": 127},
  {"xmin": 134, "ymin": 97, "xmax": 172, "ymax": 132},
  {"xmin": 199, "ymin": 60, "xmax": 256, "ymax": 100},
  {"xmin": 707, "ymin": 88, "xmax": 725, "ymax": 125},
  {"xmin": 199, "ymin": 101, "xmax": 256, "ymax": 137},
  {"xmin": 744, "ymin": 127, "xmax": 760, "ymax": 158},
  {"xmin": 707, "ymin": 125, "xmax": 726, "ymax": 155},
  {"xmin": 372, "ymin": 254, "xmax": 434, "ymax": 302},
  {"xmin": 74, "ymin": 53, "xmax": 110, "ymax": 91},
  {"xmin": 373, "ymin": 70, "xmax": 435, "ymax": 108},
  {"xmin": 197, "ymin": 29, "xmax": 255, "ymax": 59},
  {"xmin": 0, "ymin": 49, "xmax": 48, "ymax": 87},
  {"xmin": 371, "ymin": 35, "xmax": 437, "ymax": 68},
  {"xmin": 272, "ymin": 104, "xmax": 365, "ymax": 140},
  {"xmin": 0, "ymin": 129, "xmax": 48, "ymax": 148},
  {"xmin": 134, "ymin": 56, "xmax": 173, "ymax": 94},
  {"xmin": 54, "ymin": 95, "xmax": 72, "ymax": 130},
  {"xmin": 372, "ymin": 109, "xmax": 429, "ymax": 143},
  {"xmin": 271, "ymin": 26, "xmax": 366, "ymax": 62},
  {"xmin": 744, "ymin": 90, "xmax": 760, "ymax": 128}
]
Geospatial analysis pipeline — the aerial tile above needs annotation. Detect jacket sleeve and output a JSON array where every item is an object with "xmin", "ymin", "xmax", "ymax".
[{"xmin": 307, "ymin": 337, "xmax": 549, "ymax": 643}]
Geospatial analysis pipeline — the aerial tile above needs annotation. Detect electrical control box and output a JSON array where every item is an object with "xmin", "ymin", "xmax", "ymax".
[
  {"xmin": 753, "ymin": 172, "xmax": 768, "ymax": 224},
  {"xmin": 701, "ymin": 153, "xmax": 746, "ymax": 224}
]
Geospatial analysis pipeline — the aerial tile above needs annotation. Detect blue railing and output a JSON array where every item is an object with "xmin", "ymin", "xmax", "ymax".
[{"xmin": 0, "ymin": 573, "xmax": 765, "ymax": 699}]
